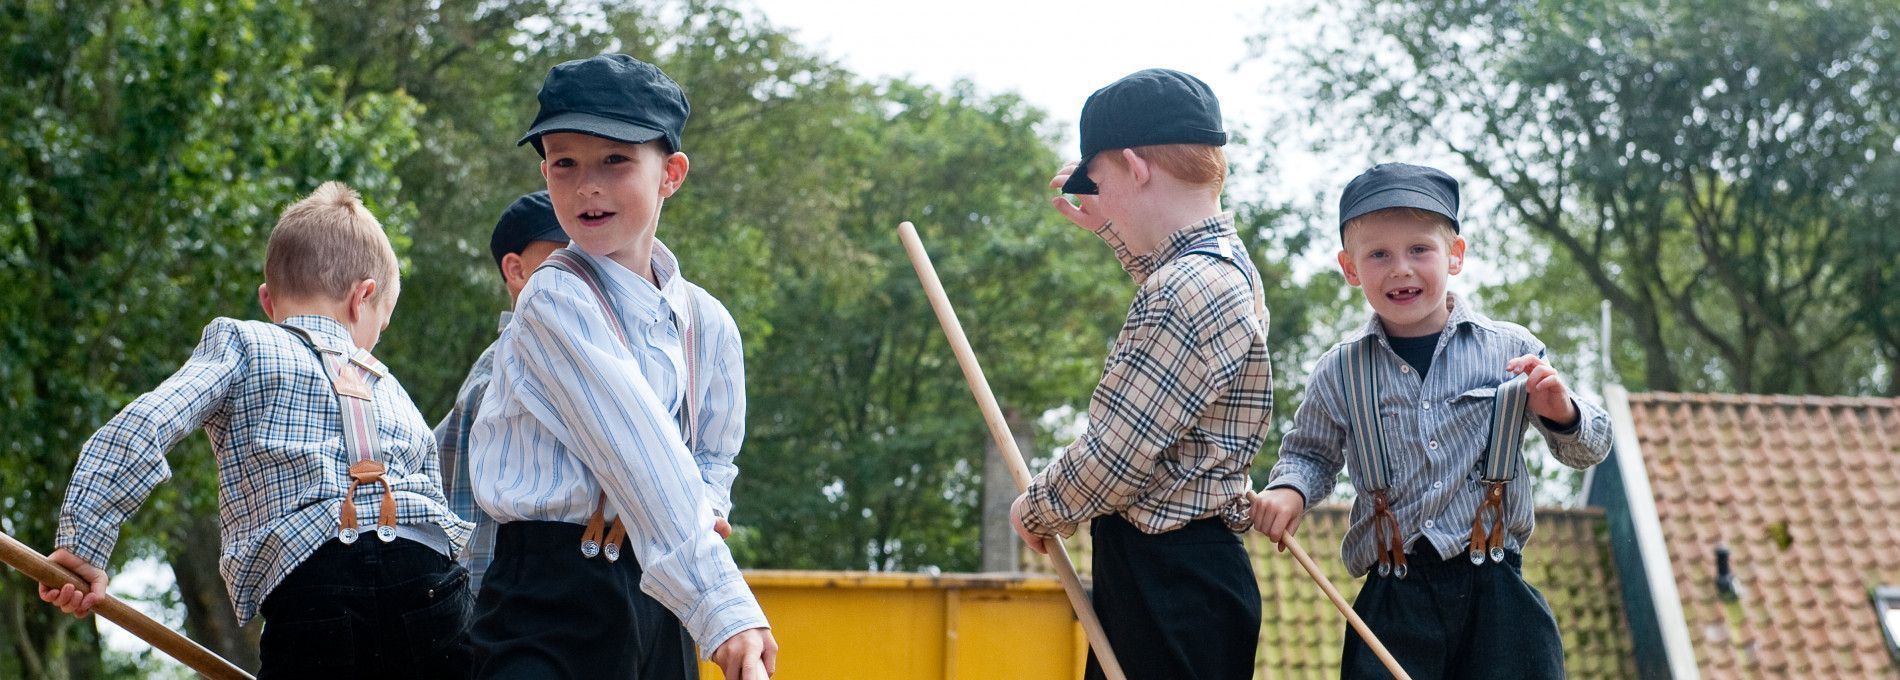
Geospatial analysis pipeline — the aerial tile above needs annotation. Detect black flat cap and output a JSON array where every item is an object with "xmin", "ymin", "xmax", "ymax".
[
  {"xmin": 518, "ymin": 54, "xmax": 689, "ymax": 157},
  {"xmin": 489, "ymin": 191, "xmax": 569, "ymax": 271},
  {"xmin": 1062, "ymin": 68, "xmax": 1228, "ymax": 195},
  {"xmin": 1338, "ymin": 163, "xmax": 1461, "ymax": 238}
]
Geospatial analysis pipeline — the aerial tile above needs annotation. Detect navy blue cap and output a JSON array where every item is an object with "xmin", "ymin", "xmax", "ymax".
[
  {"xmin": 489, "ymin": 191, "xmax": 568, "ymax": 271},
  {"xmin": 1338, "ymin": 163, "xmax": 1461, "ymax": 238},
  {"xmin": 1063, "ymin": 69, "xmax": 1227, "ymax": 195},
  {"xmin": 518, "ymin": 54, "xmax": 689, "ymax": 157}
]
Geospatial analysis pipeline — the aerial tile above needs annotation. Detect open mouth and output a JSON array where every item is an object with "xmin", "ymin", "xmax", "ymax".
[
  {"xmin": 1385, "ymin": 286, "xmax": 1423, "ymax": 304},
  {"xmin": 576, "ymin": 210, "xmax": 616, "ymax": 227}
]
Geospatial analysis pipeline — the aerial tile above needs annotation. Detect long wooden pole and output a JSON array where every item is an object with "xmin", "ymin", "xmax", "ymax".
[
  {"xmin": 898, "ymin": 222, "xmax": 1128, "ymax": 680},
  {"xmin": 1280, "ymin": 534, "xmax": 1412, "ymax": 680},
  {"xmin": 0, "ymin": 531, "xmax": 254, "ymax": 680}
]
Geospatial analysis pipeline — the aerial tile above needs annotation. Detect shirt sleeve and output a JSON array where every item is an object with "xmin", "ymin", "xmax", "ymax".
[
  {"xmin": 508, "ymin": 284, "xmax": 767, "ymax": 654},
  {"xmin": 1019, "ymin": 269, "xmax": 1251, "ymax": 538},
  {"xmin": 1265, "ymin": 350, "xmax": 1349, "ymax": 507},
  {"xmin": 692, "ymin": 310, "xmax": 745, "ymax": 518},
  {"xmin": 57, "ymin": 319, "xmax": 248, "ymax": 568}
]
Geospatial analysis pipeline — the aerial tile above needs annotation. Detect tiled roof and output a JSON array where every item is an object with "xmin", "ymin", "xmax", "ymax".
[
  {"xmin": 1628, "ymin": 392, "xmax": 1900, "ymax": 678},
  {"xmin": 1028, "ymin": 505, "xmax": 1637, "ymax": 678}
]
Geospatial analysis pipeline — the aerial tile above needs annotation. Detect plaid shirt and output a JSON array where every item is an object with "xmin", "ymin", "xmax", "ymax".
[
  {"xmin": 56, "ymin": 315, "xmax": 471, "ymax": 624},
  {"xmin": 433, "ymin": 310, "xmax": 509, "ymax": 593},
  {"xmin": 1266, "ymin": 295, "xmax": 1613, "ymax": 576},
  {"xmin": 1021, "ymin": 214, "xmax": 1275, "ymax": 538}
]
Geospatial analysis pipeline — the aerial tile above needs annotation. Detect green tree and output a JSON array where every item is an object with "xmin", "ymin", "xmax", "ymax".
[
  {"xmin": 1280, "ymin": 0, "xmax": 1900, "ymax": 395},
  {"xmin": 1, "ymin": 1, "xmax": 421, "ymax": 673}
]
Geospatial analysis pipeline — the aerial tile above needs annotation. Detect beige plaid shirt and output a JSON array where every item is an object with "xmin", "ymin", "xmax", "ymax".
[{"xmin": 1021, "ymin": 214, "xmax": 1274, "ymax": 537}]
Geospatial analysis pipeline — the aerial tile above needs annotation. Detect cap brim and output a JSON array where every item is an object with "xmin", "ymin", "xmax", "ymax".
[
  {"xmin": 1340, "ymin": 187, "xmax": 1459, "ymax": 231},
  {"xmin": 527, "ymin": 223, "xmax": 570, "ymax": 245},
  {"xmin": 1060, "ymin": 154, "xmax": 1100, "ymax": 195},
  {"xmin": 517, "ymin": 111, "xmax": 666, "ymax": 152}
]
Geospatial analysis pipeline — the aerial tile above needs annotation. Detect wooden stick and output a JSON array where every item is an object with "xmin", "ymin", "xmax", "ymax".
[
  {"xmin": 0, "ymin": 531, "xmax": 254, "ymax": 680},
  {"xmin": 898, "ymin": 222, "xmax": 1128, "ymax": 680},
  {"xmin": 1281, "ymin": 535, "xmax": 1412, "ymax": 680}
]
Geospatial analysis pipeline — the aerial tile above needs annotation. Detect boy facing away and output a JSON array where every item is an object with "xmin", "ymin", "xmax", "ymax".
[
  {"xmin": 40, "ymin": 182, "xmax": 474, "ymax": 677},
  {"xmin": 1252, "ymin": 163, "xmax": 1613, "ymax": 679},
  {"xmin": 466, "ymin": 54, "xmax": 774, "ymax": 680},
  {"xmin": 1011, "ymin": 68, "xmax": 1273, "ymax": 680}
]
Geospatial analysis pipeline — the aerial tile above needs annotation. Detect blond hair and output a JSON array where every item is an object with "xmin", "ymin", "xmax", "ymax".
[
  {"xmin": 1097, "ymin": 143, "xmax": 1226, "ymax": 194},
  {"xmin": 1341, "ymin": 207, "xmax": 1458, "ymax": 247},
  {"xmin": 264, "ymin": 182, "xmax": 399, "ymax": 302}
]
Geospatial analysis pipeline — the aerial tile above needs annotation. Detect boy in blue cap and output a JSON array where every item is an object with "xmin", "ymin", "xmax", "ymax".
[
  {"xmin": 432, "ymin": 190, "xmax": 568, "ymax": 596},
  {"xmin": 467, "ymin": 54, "xmax": 774, "ymax": 680},
  {"xmin": 1013, "ymin": 68, "xmax": 1273, "ymax": 680},
  {"xmin": 1251, "ymin": 163, "xmax": 1613, "ymax": 678}
]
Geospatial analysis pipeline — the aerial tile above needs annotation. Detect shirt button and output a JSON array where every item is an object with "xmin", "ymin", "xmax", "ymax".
[
  {"xmin": 1422, "ymin": 402, "xmax": 1432, "ymax": 410},
  {"xmin": 1424, "ymin": 519, "xmax": 1436, "ymax": 529},
  {"xmin": 1429, "ymin": 440, "xmax": 1440, "ymax": 450},
  {"xmin": 1400, "ymin": 365, "xmax": 1411, "ymax": 374},
  {"xmin": 1433, "ymin": 481, "xmax": 1445, "ymax": 489}
]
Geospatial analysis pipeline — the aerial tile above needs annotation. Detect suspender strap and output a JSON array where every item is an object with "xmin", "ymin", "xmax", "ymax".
[
  {"xmin": 1468, "ymin": 375, "xmax": 1531, "ymax": 564},
  {"xmin": 279, "ymin": 324, "xmax": 397, "ymax": 545},
  {"xmin": 537, "ymin": 248, "xmax": 701, "ymax": 562},
  {"xmin": 1338, "ymin": 339, "xmax": 1409, "ymax": 577}
]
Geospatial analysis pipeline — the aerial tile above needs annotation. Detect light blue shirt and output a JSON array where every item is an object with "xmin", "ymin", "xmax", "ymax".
[{"xmin": 469, "ymin": 242, "xmax": 760, "ymax": 653}]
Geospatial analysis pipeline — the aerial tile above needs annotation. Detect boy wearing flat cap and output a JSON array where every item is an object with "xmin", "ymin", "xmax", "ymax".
[
  {"xmin": 467, "ymin": 54, "xmax": 774, "ymax": 679},
  {"xmin": 432, "ymin": 190, "xmax": 568, "ymax": 596},
  {"xmin": 1013, "ymin": 68, "xmax": 1273, "ymax": 680},
  {"xmin": 1251, "ymin": 163, "xmax": 1612, "ymax": 678}
]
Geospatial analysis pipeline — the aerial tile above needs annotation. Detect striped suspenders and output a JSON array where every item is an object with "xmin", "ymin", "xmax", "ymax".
[
  {"xmin": 280, "ymin": 324, "xmax": 398, "ymax": 545},
  {"xmin": 536, "ymin": 248, "xmax": 702, "ymax": 562},
  {"xmin": 1340, "ymin": 339, "xmax": 1533, "ymax": 576}
]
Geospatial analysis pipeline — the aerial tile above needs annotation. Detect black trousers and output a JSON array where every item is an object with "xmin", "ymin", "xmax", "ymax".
[
  {"xmin": 1084, "ymin": 515, "xmax": 1261, "ymax": 680},
  {"xmin": 1341, "ymin": 550, "xmax": 1564, "ymax": 680},
  {"xmin": 257, "ymin": 537, "xmax": 474, "ymax": 679},
  {"xmin": 470, "ymin": 521, "xmax": 697, "ymax": 679}
]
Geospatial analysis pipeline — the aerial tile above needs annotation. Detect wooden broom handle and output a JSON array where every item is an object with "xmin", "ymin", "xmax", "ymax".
[
  {"xmin": 898, "ymin": 222, "xmax": 1128, "ymax": 680},
  {"xmin": 1281, "ymin": 534, "xmax": 1412, "ymax": 680},
  {"xmin": 0, "ymin": 530, "xmax": 254, "ymax": 680}
]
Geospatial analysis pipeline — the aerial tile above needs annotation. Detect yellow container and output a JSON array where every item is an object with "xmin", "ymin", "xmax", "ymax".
[{"xmin": 698, "ymin": 570, "xmax": 1087, "ymax": 680}]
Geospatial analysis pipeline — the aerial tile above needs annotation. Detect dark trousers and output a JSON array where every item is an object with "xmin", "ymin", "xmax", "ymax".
[
  {"xmin": 470, "ymin": 521, "xmax": 697, "ymax": 679},
  {"xmin": 257, "ymin": 537, "xmax": 474, "ymax": 679},
  {"xmin": 1342, "ymin": 550, "xmax": 1564, "ymax": 680},
  {"xmin": 1084, "ymin": 515, "xmax": 1261, "ymax": 680}
]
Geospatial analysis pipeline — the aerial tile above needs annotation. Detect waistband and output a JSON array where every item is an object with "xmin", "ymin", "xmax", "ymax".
[{"xmin": 493, "ymin": 520, "xmax": 643, "ymax": 571}]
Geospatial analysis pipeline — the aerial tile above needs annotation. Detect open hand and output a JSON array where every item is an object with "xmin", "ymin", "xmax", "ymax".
[
  {"xmin": 1507, "ymin": 354, "xmax": 1579, "ymax": 427},
  {"xmin": 711, "ymin": 627, "xmax": 778, "ymax": 679},
  {"xmin": 37, "ymin": 549, "xmax": 109, "ymax": 618},
  {"xmin": 1048, "ymin": 161, "xmax": 1108, "ymax": 231}
]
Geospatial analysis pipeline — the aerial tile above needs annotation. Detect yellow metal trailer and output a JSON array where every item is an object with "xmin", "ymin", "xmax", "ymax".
[{"xmin": 699, "ymin": 570, "xmax": 1087, "ymax": 679}]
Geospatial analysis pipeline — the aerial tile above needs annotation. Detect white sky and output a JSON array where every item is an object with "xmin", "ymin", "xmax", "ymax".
[{"xmin": 737, "ymin": 0, "xmax": 1344, "ymax": 207}]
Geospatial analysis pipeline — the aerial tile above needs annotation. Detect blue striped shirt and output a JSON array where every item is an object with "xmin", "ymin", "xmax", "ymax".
[
  {"xmin": 57, "ymin": 315, "xmax": 471, "ymax": 623},
  {"xmin": 469, "ymin": 242, "xmax": 761, "ymax": 653},
  {"xmin": 433, "ymin": 311, "xmax": 510, "ymax": 593},
  {"xmin": 1266, "ymin": 295, "xmax": 1612, "ymax": 576}
]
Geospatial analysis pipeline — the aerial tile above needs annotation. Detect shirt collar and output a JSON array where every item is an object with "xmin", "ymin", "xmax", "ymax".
[
  {"xmin": 1346, "ymin": 292, "xmax": 1482, "ymax": 346},
  {"xmin": 497, "ymin": 309, "xmax": 514, "ymax": 333},
  {"xmin": 1105, "ymin": 213, "xmax": 1237, "ymax": 283},
  {"xmin": 282, "ymin": 314, "xmax": 386, "ymax": 375},
  {"xmin": 574, "ymin": 240, "xmax": 684, "ymax": 319}
]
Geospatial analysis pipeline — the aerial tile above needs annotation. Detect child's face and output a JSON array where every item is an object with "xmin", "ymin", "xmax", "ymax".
[
  {"xmin": 539, "ymin": 132, "xmax": 688, "ymax": 268},
  {"xmin": 1338, "ymin": 214, "xmax": 1465, "ymax": 337}
]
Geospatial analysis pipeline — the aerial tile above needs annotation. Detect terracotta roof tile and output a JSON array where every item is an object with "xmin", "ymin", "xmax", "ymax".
[{"xmin": 1627, "ymin": 391, "xmax": 1900, "ymax": 679}]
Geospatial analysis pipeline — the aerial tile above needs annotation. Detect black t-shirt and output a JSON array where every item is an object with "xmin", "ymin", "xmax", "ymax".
[{"xmin": 1388, "ymin": 332, "xmax": 1441, "ymax": 379}]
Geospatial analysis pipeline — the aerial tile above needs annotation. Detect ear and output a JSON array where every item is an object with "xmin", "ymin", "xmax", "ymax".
[
  {"xmin": 1447, "ymin": 236, "xmax": 1467, "ymax": 275},
  {"xmin": 540, "ymin": 158, "xmax": 551, "ymax": 182},
  {"xmin": 348, "ymin": 279, "xmax": 379, "ymax": 323},
  {"xmin": 1121, "ymin": 148, "xmax": 1150, "ymax": 186},
  {"xmin": 258, "ymin": 284, "xmax": 276, "ymax": 319},
  {"xmin": 1337, "ymin": 249, "xmax": 1362, "ymax": 287},
  {"xmin": 500, "ymin": 252, "xmax": 529, "ymax": 290},
  {"xmin": 658, "ymin": 152, "xmax": 691, "ymax": 198}
]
